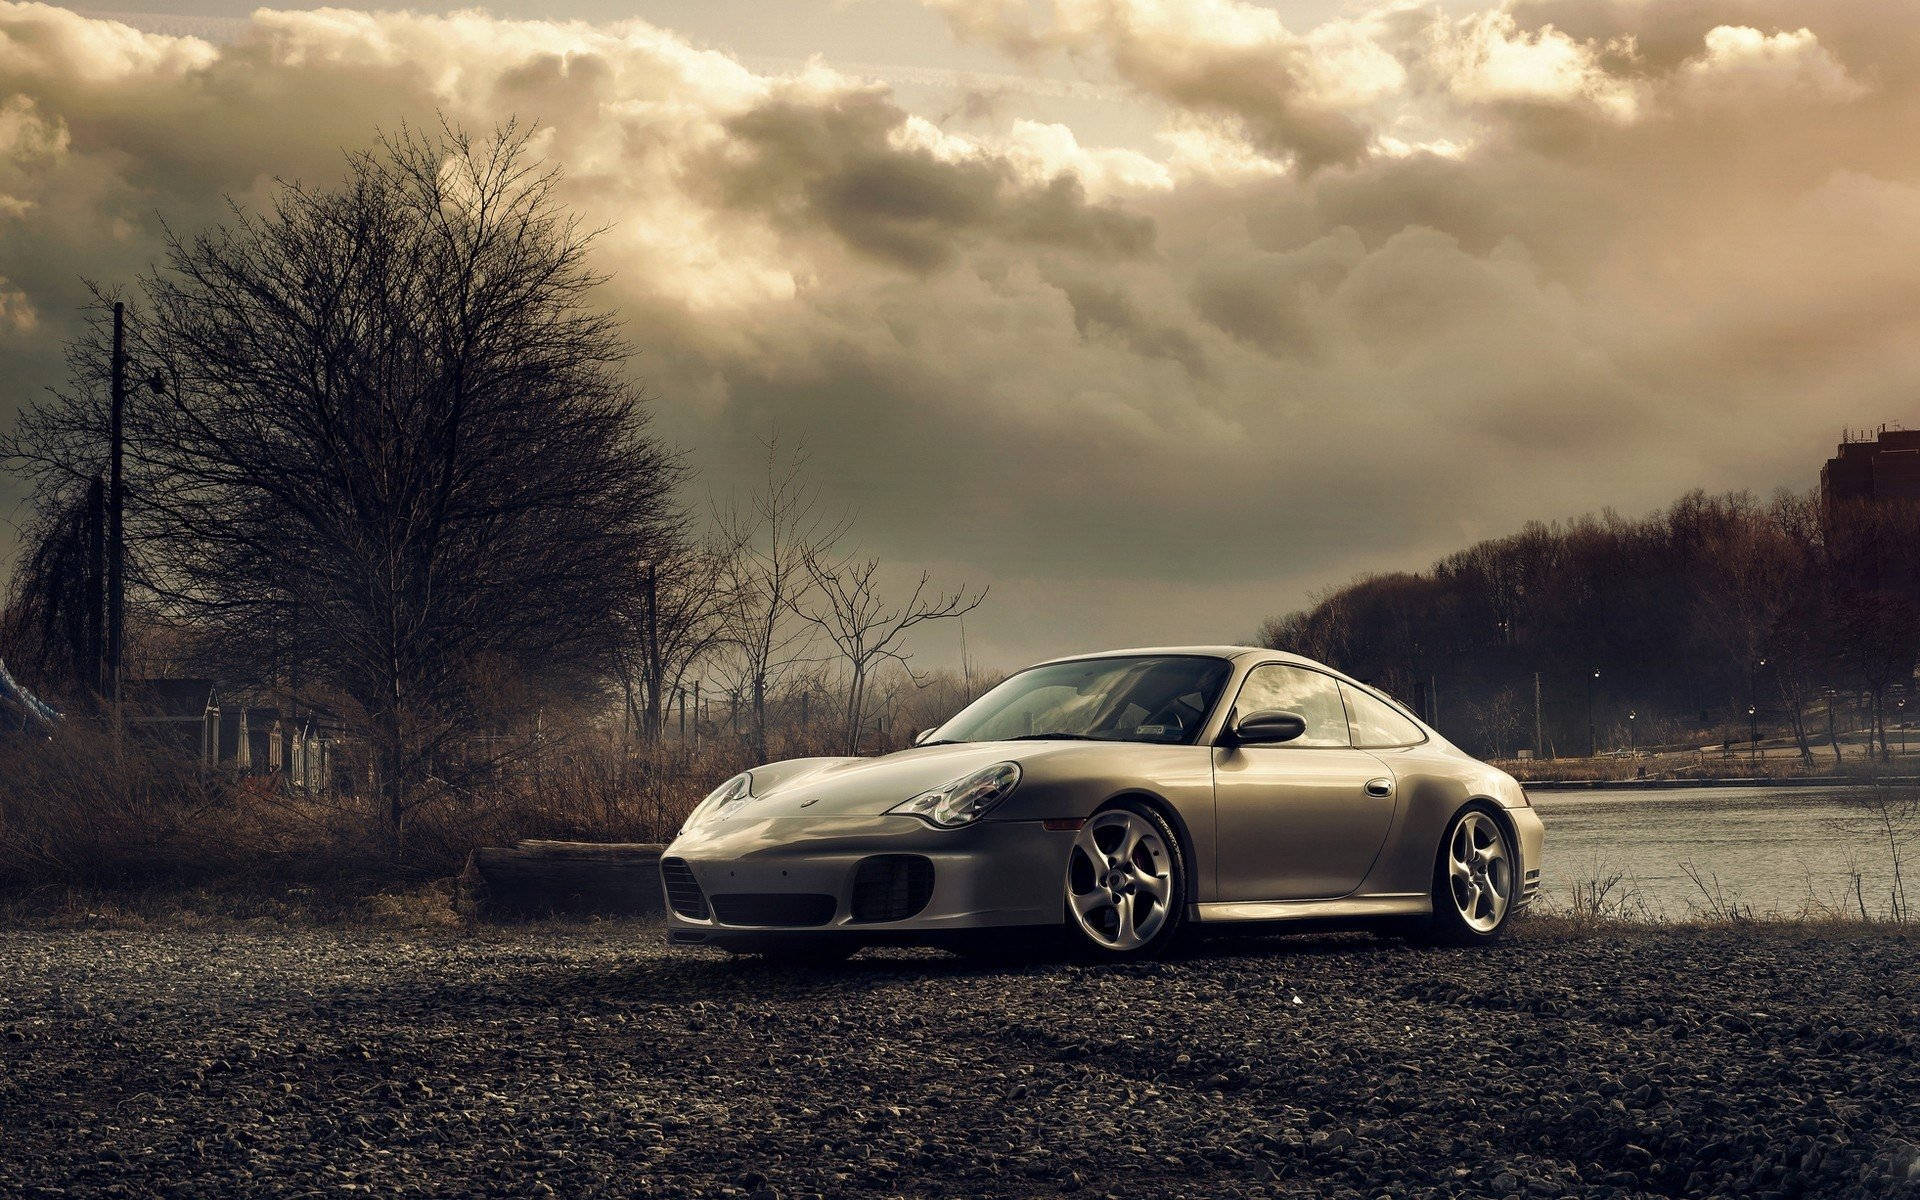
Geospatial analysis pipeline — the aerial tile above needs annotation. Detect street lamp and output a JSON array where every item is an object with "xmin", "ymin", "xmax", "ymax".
[
  {"xmin": 1627, "ymin": 709, "xmax": 1636, "ymax": 756},
  {"xmin": 1748, "ymin": 705, "xmax": 1758, "ymax": 764}
]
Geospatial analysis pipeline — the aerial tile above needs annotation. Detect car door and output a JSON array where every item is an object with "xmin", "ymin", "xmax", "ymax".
[{"xmin": 1211, "ymin": 663, "xmax": 1397, "ymax": 902}]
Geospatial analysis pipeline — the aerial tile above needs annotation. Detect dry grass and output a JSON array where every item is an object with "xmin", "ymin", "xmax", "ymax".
[
  {"xmin": 1495, "ymin": 752, "xmax": 1918, "ymax": 784},
  {"xmin": 0, "ymin": 714, "xmax": 914, "ymax": 918},
  {"xmin": 0, "ymin": 720, "xmax": 281, "ymax": 890},
  {"xmin": 9, "ymin": 717, "xmax": 1915, "ymax": 931}
]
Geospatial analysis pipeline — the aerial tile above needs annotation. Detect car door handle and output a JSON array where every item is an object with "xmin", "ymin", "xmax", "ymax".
[{"xmin": 1364, "ymin": 778, "xmax": 1394, "ymax": 798}]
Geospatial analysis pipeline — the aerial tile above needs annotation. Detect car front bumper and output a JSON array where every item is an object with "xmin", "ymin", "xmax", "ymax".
[{"xmin": 660, "ymin": 814, "xmax": 1073, "ymax": 946}]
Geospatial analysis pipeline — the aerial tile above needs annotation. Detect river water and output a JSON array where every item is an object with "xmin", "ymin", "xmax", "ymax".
[{"xmin": 1529, "ymin": 786, "xmax": 1916, "ymax": 919}]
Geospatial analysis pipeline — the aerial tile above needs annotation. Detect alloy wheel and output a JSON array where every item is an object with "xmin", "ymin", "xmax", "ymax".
[
  {"xmin": 1067, "ymin": 809, "xmax": 1175, "ymax": 952},
  {"xmin": 1446, "ymin": 810, "xmax": 1513, "ymax": 933}
]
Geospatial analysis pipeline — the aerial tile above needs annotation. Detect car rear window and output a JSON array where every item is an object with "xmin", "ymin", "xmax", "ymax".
[{"xmin": 1340, "ymin": 683, "xmax": 1426, "ymax": 748}]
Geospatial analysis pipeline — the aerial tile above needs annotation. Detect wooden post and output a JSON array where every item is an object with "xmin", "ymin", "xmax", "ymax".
[{"xmin": 459, "ymin": 840, "xmax": 666, "ymax": 919}]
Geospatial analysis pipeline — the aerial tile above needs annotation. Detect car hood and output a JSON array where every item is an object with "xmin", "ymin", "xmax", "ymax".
[
  {"xmin": 729, "ymin": 743, "xmax": 1038, "ymax": 820},
  {"xmin": 670, "ymin": 739, "xmax": 1217, "ymax": 845}
]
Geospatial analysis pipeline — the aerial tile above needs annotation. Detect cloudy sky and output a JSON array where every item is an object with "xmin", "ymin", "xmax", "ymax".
[{"xmin": 3, "ymin": 0, "xmax": 1917, "ymax": 667}]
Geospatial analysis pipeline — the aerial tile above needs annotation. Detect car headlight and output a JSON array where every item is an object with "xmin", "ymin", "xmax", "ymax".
[
  {"xmin": 889, "ymin": 762, "xmax": 1021, "ymax": 828},
  {"xmin": 682, "ymin": 772, "xmax": 753, "ymax": 833}
]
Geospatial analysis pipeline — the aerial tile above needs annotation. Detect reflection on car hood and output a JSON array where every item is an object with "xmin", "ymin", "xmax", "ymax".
[{"xmin": 718, "ymin": 741, "xmax": 1095, "ymax": 822}]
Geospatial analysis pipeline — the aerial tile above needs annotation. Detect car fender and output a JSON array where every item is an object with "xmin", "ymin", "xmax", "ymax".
[
  {"xmin": 1351, "ymin": 747, "xmax": 1524, "ymax": 896},
  {"xmin": 986, "ymin": 744, "xmax": 1219, "ymax": 901}
]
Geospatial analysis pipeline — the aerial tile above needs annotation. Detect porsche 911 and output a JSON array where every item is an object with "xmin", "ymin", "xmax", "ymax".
[{"xmin": 660, "ymin": 646, "xmax": 1544, "ymax": 960}]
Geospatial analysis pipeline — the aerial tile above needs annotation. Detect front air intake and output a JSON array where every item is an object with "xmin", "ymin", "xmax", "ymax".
[
  {"xmin": 660, "ymin": 857, "xmax": 709, "ymax": 919},
  {"xmin": 849, "ymin": 854, "xmax": 936, "ymax": 923},
  {"xmin": 709, "ymin": 893, "xmax": 838, "ymax": 927}
]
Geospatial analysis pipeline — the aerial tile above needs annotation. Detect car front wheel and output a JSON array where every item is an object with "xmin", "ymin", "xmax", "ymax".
[{"xmin": 1064, "ymin": 801, "xmax": 1186, "ymax": 958}]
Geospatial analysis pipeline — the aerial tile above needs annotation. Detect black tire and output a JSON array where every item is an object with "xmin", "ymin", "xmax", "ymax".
[
  {"xmin": 1417, "ymin": 801, "xmax": 1518, "ymax": 946},
  {"xmin": 1062, "ymin": 799, "xmax": 1189, "ymax": 959}
]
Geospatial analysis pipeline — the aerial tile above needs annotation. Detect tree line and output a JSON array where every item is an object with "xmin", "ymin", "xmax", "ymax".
[
  {"xmin": 1259, "ymin": 490, "xmax": 1920, "ymax": 764},
  {"xmin": 0, "ymin": 126, "xmax": 984, "ymax": 847}
]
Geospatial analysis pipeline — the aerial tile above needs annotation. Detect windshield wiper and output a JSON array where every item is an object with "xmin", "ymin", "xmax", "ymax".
[{"xmin": 1005, "ymin": 732, "xmax": 1108, "ymax": 741}]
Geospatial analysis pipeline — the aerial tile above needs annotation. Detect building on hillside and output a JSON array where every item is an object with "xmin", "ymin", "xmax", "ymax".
[{"xmin": 1822, "ymin": 426, "xmax": 1920, "ymax": 503}]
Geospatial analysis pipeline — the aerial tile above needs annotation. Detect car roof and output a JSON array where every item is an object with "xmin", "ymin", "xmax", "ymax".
[
  {"xmin": 1035, "ymin": 645, "xmax": 1301, "ymax": 666},
  {"xmin": 1023, "ymin": 645, "xmax": 1447, "ymax": 745}
]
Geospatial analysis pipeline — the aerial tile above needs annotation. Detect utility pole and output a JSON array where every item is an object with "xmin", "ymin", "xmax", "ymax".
[
  {"xmin": 1534, "ymin": 671, "xmax": 1545, "ymax": 761},
  {"xmin": 1586, "ymin": 669, "xmax": 1599, "ymax": 759},
  {"xmin": 106, "ymin": 302, "xmax": 127, "ymax": 746},
  {"xmin": 959, "ymin": 616, "xmax": 973, "ymax": 701},
  {"xmin": 642, "ymin": 561, "xmax": 658, "ymax": 744},
  {"xmin": 86, "ymin": 477, "xmax": 105, "ymax": 699}
]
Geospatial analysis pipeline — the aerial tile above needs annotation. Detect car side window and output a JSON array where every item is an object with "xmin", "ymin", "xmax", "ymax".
[
  {"xmin": 1232, "ymin": 664, "xmax": 1350, "ymax": 747},
  {"xmin": 1340, "ymin": 683, "xmax": 1426, "ymax": 748}
]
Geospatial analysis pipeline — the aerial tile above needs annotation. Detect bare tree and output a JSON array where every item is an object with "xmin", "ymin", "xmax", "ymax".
[
  {"xmin": 1768, "ymin": 491, "xmax": 1834, "ymax": 767},
  {"xmin": 613, "ymin": 533, "xmax": 735, "ymax": 746},
  {"xmin": 713, "ymin": 437, "xmax": 847, "ymax": 757},
  {"xmin": 1462, "ymin": 686, "xmax": 1525, "ymax": 758},
  {"xmin": 1825, "ymin": 497, "xmax": 1920, "ymax": 763},
  {"xmin": 791, "ymin": 551, "xmax": 985, "ymax": 754},
  {"xmin": 5, "ymin": 124, "xmax": 679, "ymax": 842},
  {"xmin": 1693, "ymin": 493, "xmax": 1802, "ymax": 762},
  {"xmin": 0, "ymin": 484, "xmax": 98, "ymax": 699}
]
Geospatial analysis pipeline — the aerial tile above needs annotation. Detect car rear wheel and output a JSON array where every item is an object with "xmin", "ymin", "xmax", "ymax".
[
  {"xmin": 1064, "ymin": 801, "xmax": 1186, "ymax": 958},
  {"xmin": 1421, "ymin": 803, "xmax": 1516, "ymax": 945}
]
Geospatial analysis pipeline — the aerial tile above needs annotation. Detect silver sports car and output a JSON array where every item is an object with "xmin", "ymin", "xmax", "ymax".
[{"xmin": 661, "ymin": 646, "xmax": 1544, "ymax": 959}]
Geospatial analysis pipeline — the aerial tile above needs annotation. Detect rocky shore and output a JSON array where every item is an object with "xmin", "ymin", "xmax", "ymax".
[{"xmin": 2, "ymin": 917, "xmax": 1916, "ymax": 1199}]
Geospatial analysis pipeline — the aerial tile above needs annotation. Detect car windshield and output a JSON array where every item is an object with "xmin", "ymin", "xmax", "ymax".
[{"xmin": 931, "ymin": 655, "xmax": 1233, "ymax": 746}]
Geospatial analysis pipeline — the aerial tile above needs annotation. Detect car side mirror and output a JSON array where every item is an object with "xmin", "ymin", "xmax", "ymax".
[
  {"xmin": 913, "ymin": 728, "xmax": 936, "ymax": 746},
  {"xmin": 1230, "ymin": 710, "xmax": 1307, "ymax": 746}
]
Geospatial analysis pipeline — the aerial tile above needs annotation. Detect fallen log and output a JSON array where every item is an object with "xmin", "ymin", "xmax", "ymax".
[{"xmin": 459, "ymin": 839, "xmax": 666, "ymax": 920}]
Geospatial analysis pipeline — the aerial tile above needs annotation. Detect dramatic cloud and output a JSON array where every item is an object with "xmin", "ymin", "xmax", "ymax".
[
  {"xmin": 1679, "ymin": 25, "xmax": 1865, "ymax": 104},
  {"xmin": 926, "ymin": 0, "xmax": 1403, "ymax": 167},
  {"xmin": 3, "ymin": 0, "xmax": 1919, "ymax": 664}
]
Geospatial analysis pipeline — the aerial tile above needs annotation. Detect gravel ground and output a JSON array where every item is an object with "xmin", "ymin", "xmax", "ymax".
[{"xmin": 2, "ymin": 918, "xmax": 1917, "ymax": 1200}]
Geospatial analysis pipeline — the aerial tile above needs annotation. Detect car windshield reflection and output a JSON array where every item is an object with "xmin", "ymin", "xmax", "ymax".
[{"xmin": 930, "ymin": 655, "xmax": 1233, "ymax": 746}]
